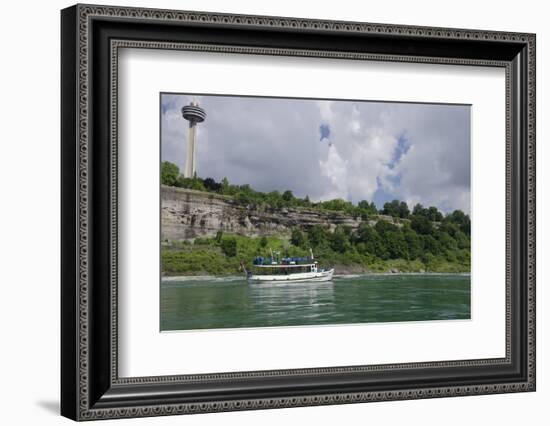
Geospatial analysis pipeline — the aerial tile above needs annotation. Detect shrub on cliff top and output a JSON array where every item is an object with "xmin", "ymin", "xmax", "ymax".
[{"xmin": 161, "ymin": 161, "xmax": 179, "ymax": 186}]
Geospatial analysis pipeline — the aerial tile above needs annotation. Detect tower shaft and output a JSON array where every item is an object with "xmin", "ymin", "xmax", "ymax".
[{"xmin": 184, "ymin": 121, "xmax": 198, "ymax": 178}]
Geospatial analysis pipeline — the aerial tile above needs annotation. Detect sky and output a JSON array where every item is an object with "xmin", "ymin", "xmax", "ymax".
[{"xmin": 161, "ymin": 93, "xmax": 471, "ymax": 213}]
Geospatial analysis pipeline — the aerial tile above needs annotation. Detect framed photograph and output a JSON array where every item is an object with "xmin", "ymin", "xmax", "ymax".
[{"xmin": 61, "ymin": 4, "xmax": 536, "ymax": 421}]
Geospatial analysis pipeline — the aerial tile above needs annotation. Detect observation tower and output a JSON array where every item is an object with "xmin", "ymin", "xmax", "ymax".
[{"xmin": 181, "ymin": 101, "xmax": 206, "ymax": 178}]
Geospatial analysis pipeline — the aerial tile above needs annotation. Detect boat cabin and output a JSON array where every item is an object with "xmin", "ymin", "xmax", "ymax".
[{"xmin": 251, "ymin": 256, "xmax": 321, "ymax": 275}]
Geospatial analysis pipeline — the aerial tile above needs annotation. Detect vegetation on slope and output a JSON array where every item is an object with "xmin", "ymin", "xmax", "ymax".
[{"xmin": 161, "ymin": 161, "xmax": 471, "ymax": 276}]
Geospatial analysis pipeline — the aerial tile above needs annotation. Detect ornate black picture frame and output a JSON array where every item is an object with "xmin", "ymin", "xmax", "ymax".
[{"xmin": 61, "ymin": 4, "xmax": 536, "ymax": 421}]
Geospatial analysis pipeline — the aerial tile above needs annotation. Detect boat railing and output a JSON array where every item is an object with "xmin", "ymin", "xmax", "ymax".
[{"xmin": 253, "ymin": 255, "xmax": 314, "ymax": 266}]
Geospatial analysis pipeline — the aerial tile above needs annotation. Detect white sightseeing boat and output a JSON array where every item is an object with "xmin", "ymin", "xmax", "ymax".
[{"xmin": 242, "ymin": 249, "xmax": 334, "ymax": 284}]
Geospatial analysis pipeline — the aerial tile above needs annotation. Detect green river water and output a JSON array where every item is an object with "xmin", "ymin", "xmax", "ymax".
[{"xmin": 160, "ymin": 274, "xmax": 470, "ymax": 331}]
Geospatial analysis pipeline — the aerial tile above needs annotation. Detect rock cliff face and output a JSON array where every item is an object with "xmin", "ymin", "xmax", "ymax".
[
  {"xmin": 161, "ymin": 185, "xmax": 355, "ymax": 241},
  {"xmin": 161, "ymin": 186, "xmax": 405, "ymax": 241}
]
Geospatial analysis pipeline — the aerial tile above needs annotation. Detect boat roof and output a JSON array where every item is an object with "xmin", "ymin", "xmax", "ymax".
[{"xmin": 254, "ymin": 263, "xmax": 316, "ymax": 268}]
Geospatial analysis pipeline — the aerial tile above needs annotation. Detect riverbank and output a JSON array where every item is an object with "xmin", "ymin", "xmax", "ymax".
[
  {"xmin": 162, "ymin": 246, "xmax": 470, "ymax": 277},
  {"xmin": 162, "ymin": 232, "xmax": 470, "ymax": 277},
  {"xmin": 162, "ymin": 271, "xmax": 471, "ymax": 282},
  {"xmin": 161, "ymin": 256, "xmax": 469, "ymax": 276}
]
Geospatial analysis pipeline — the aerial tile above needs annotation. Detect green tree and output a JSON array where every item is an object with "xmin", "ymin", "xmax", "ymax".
[
  {"xmin": 436, "ymin": 230, "xmax": 458, "ymax": 251},
  {"xmin": 330, "ymin": 228, "xmax": 352, "ymax": 253},
  {"xmin": 427, "ymin": 206, "xmax": 443, "ymax": 222},
  {"xmin": 382, "ymin": 200, "xmax": 400, "ymax": 217},
  {"xmin": 307, "ymin": 225, "xmax": 327, "ymax": 247},
  {"xmin": 161, "ymin": 161, "xmax": 179, "ymax": 186},
  {"xmin": 220, "ymin": 238, "xmax": 237, "ymax": 257},
  {"xmin": 259, "ymin": 236, "xmax": 268, "ymax": 248},
  {"xmin": 290, "ymin": 228, "xmax": 307, "ymax": 248},
  {"xmin": 384, "ymin": 231, "xmax": 409, "ymax": 259},
  {"xmin": 383, "ymin": 200, "xmax": 410, "ymax": 218},
  {"xmin": 175, "ymin": 176, "xmax": 206, "ymax": 191},
  {"xmin": 456, "ymin": 249, "xmax": 471, "ymax": 265},
  {"xmin": 358, "ymin": 200, "xmax": 378, "ymax": 216},
  {"xmin": 411, "ymin": 215, "xmax": 433, "ymax": 235},
  {"xmin": 404, "ymin": 228, "xmax": 423, "ymax": 259},
  {"xmin": 412, "ymin": 203, "xmax": 443, "ymax": 221},
  {"xmin": 422, "ymin": 234, "xmax": 442, "ymax": 255},
  {"xmin": 319, "ymin": 198, "xmax": 355, "ymax": 213},
  {"xmin": 220, "ymin": 177, "xmax": 230, "ymax": 194},
  {"xmin": 266, "ymin": 191, "xmax": 283, "ymax": 208},
  {"xmin": 422, "ymin": 252, "xmax": 436, "ymax": 270},
  {"xmin": 338, "ymin": 225, "xmax": 353, "ymax": 238},
  {"xmin": 375, "ymin": 220, "xmax": 399, "ymax": 236},
  {"xmin": 282, "ymin": 190, "xmax": 294, "ymax": 203},
  {"xmin": 203, "ymin": 177, "xmax": 221, "ymax": 191},
  {"xmin": 400, "ymin": 202, "xmax": 410, "ymax": 218},
  {"xmin": 355, "ymin": 223, "xmax": 387, "ymax": 259},
  {"xmin": 236, "ymin": 191, "xmax": 253, "ymax": 205},
  {"xmin": 174, "ymin": 176, "xmax": 189, "ymax": 188},
  {"xmin": 445, "ymin": 210, "xmax": 471, "ymax": 236},
  {"xmin": 381, "ymin": 200, "xmax": 409, "ymax": 218},
  {"xmin": 190, "ymin": 178, "xmax": 206, "ymax": 191},
  {"xmin": 412, "ymin": 203, "xmax": 424, "ymax": 216},
  {"xmin": 439, "ymin": 221, "xmax": 460, "ymax": 238},
  {"xmin": 454, "ymin": 230, "xmax": 470, "ymax": 249},
  {"xmin": 355, "ymin": 223, "xmax": 374, "ymax": 243}
]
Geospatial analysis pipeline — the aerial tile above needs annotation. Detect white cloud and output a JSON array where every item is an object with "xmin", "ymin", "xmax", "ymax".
[
  {"xmin": 316, "ymin": 101, "xmax": 400, "ymax": 204},
  {"xmin": 317, "ymin": 100, "xmax": 334, "ymax": 124},
  {"xmin": 319, "ymin": 145, "xmax": 348, "ymax": 201},
  {"xmin": 161, "ymin": 94, "xmax": 470, "ymax": 213}
]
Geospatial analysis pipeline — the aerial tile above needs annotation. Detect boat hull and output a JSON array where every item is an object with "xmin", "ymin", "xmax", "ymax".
[{"xmin": 247, "ymin": 268, "xmax": 334, "ymax": 284}]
